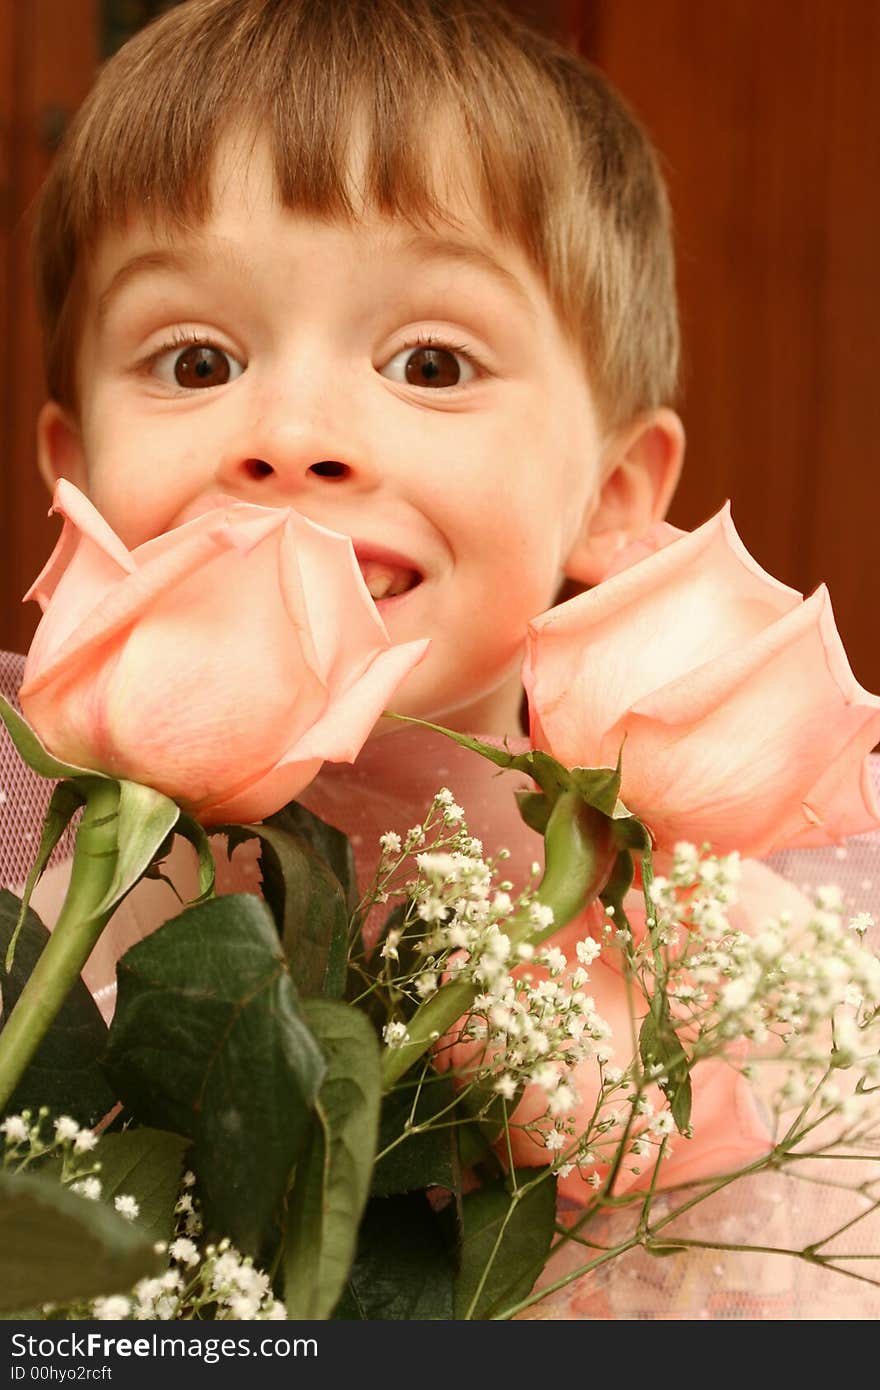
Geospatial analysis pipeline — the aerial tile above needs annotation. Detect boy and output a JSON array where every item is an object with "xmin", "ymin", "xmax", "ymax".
[{"xmin": 31, "ymin": 0, "xmax": 684, "ymax": 746}]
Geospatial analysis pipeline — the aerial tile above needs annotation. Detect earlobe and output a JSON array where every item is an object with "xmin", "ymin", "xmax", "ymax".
[
  {"xmin": 564, "ymin": 407, "xmax": 685, "ymax": 587},
  {"xmin": 36, "ymin": 400, "xmax": 87, "ymax": 495}
]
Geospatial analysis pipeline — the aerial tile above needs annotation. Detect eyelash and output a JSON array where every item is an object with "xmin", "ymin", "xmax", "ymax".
[
  {"xmin": 400, "ymin": 332, "xmax": 478, "ymax": 363},
  {"xmin": 140, "ymin": 328, "xmax": 485, "ymax": 386},
  {"xmin": 140, "ymin": 328, "xmax": 233, "ymax": 379}
]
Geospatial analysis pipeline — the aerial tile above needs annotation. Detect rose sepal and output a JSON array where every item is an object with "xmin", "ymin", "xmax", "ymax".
[
  {"xmin": 386, "ymin": 714, "xmax": 652, "ymax": 853},
  {"xmin": 0, "ymin": 693, "xmax": 111, "ymax": 786},
  {"xmin": 88, "ymin": 780, "xmax": 181, "ymax": 918},
  {"xmin": 5, "ymin": 781, "xmax": 86, "ymax": 972},
  {"xmin": 1, "ymin": 692, "xmax": 183, "ymax": 920}
]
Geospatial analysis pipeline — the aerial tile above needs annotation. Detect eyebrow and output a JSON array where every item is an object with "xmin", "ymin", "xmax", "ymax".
[
  {"xmin": 399, "ymin": 232, "xmax": 537, "ymax": 317},
  {"xmin": 95, "ymin": 250, "xmax": 193, "ymax": 327},
  {"xmin": 94, "ymin": 230, "xmax": 537, "ymax": 325}
]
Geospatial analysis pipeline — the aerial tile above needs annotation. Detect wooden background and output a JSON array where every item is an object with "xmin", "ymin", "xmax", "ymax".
[{"xmin": 1, "ymin": 0, "xmax": 877, "ymax": 694}]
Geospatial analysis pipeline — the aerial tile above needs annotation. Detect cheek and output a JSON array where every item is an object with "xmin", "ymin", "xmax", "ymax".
[
  {"xmin": 425, "ymin": 429, "xmax": 536, "ymax": 533},
  {"xmin": 442, "ymin": 452, "xmax": 581, "ymax": 603},
  {"xmin": 83, "ymin": 433, "xmax": 205, "ymax": 548}
]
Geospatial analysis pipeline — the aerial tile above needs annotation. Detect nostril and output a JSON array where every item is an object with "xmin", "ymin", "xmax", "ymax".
[
  {"xmin": 309, "ymin": 460, "xmax": 349, "ymax": 480},
  {"xmin": 244, "ymin": 459, "xmax": 274, "ymax": 480}
]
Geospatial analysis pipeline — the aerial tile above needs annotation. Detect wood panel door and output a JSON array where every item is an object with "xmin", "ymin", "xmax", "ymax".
[
  {"xmin": 0, "ymin": 0, "xmax": 97, "ymax": 657},
  {"xmin": 577, "ymin": 0, "xmax": 880, "ymax": 692}
]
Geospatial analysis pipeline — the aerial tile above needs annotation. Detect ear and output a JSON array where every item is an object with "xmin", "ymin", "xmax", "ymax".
[
  {"xmin": 37, "ymin": 400, "xmax": 87, "ymax": 494},
  {"xmin": 564, "ymin": 407, "xmax": 685, "ymax": 586}
]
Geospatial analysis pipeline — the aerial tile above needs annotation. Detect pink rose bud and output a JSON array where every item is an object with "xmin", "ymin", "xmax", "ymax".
[
  {"xmin": 524, "ymin": 504, "xmax": 880, "ymax": 857},
  {"xmin": 20, "ymin": 482, "xmax": 428, "ymax": 825}
]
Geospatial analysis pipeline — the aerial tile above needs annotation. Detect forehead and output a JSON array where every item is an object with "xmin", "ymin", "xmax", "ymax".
[{"xmin": 86, "ymin": 130, "xmax": 551, "ymax": 327}]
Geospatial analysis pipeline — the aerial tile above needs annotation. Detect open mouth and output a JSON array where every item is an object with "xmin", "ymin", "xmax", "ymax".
[{"xmin": 358, "ymin": 558, "xmax": 423, "ymax": 601}]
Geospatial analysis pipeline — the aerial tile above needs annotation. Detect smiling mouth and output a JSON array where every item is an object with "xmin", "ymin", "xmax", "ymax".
[{"xmin": 358, "ymin": 559, "xmax": 423, "ymax": 601}]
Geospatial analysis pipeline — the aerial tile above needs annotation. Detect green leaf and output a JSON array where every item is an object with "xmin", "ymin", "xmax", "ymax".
[
  {"xmin": 0, "ymin": 696, "xmax": 107, "ymax": 785},
  {"xmin": 372, "ymin": 1075, "xmax": 461, "ymax": 1198},
  {"xmin": 5, "ymin": 780, "xmax": 84, "ymax": 972},
  {"xmin": 0, "ymin": 891, "xmax": 115, "ymax": 1126},
  {"xmin": 265, "ymin": 802, "xmax": 359, "ymax": 914},
  {"xmin": 0, "ymin": 1169, "xmax": 161, "ymax": 1313},
  {"xmin": 454, "ymin": 1172, "xmax": 557, "ymax": 1319},
  {"xmin": 246, "ymin": 825, "xmax": 349, "ymax": 998},
  {"xmin": 91, "ymin": 1127, "xmax": 190, "ymax": 1245},
  {"xmin": 670, "ymin": 1072, "xmax": 693, "ymax": 1133},
  {"xmin": 334, "ymin": 1192, "xmax": 456, "ymax": 1320},
  {"xmin": 91, "ymin": 780, "xmax": 180, "ymax": 919},
  {"xmin": 284, "ymin": 1001, "xmax": 381, "ymax": 1318},
  {"xmin": 103, "ymin": 894, "xmax": 326, "ymax": 1259},
  {"xmin": 638, "ymin": 1008, "xmax": 693, "ymax": 1133}
]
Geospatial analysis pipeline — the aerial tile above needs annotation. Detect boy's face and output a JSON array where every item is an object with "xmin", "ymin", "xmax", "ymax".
[{"xmin": 41, "ymin": 138, "xmax": 667, "ymax": 735}]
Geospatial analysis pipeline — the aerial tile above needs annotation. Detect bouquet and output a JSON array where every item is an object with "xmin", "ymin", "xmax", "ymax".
[{"xmin": 0, "ymin": 483, "xmax": 879, "ymax": 1321}]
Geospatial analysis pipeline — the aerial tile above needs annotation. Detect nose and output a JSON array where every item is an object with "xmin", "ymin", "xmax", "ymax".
[
  {"xmin": 238, "ymin": 456, "xmax": 352, "ymax": 484},
  {"xmin": 215, "ymin": 378, "xmax": 374, "ymax": 500}
]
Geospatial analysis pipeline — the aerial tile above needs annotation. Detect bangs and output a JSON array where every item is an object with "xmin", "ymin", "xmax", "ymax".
[{"xmin": 47, "ymin": 0, "xmax": 578, "ymax": 259}]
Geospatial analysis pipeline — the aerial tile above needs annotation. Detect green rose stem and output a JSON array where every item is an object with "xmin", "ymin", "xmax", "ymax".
[
  {"xmin": 0, "ymin": 780, "xmax": 121, "ymax": 1110},
  {"xmin": 381, "ymin": 792, "xmax": 616, "ymax": 1090}
]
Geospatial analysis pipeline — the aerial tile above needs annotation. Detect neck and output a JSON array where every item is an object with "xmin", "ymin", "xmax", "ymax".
[{"xmin": 298, "ymin": 722, "xmax": 541, "ymax": 922}]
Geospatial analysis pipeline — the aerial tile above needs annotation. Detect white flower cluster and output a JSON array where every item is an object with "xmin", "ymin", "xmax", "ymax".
[
  {"xmin": 2, "ymin": 1110, "xmax": 139, "ymax": 1216},
  {"xmin": 172, "ymin": 1168, "xmax": 202, "ymax": 1239},
  {"xmin": 96, "ymin": 1236, "xmax": 286, "ymax": 1321},
  {"xmin": 642, "ymin": 845, "xmax": 880, "ymax": 1122},
  {"xmin": 372, "ymin": 791, "xmax": 538, "ymax": 1031},
  {"xmin": 2, "ymin": 1108, "xmax": 99, "ymax": 1162},
  {"xmin": 401, "ymin": 833, "xmax": 547, "ymax": 998},
  {"xmin": 446, "ymin": 933, "xmax": 614, "ymax": 1155},
  {"xmin": 371, "ymin": 796, "xmax": 633, "ymax": 1161},
  {"xmin": 100, "ymin": 1174, "xmax": 284, "ymax": 1320},
  {"xmin": 645, "ymin": 845, "xmax": 743, "ymax": 949},
  {"xmin": 364, "ymin": 787, "xmax": 472, "ymax": 917},
  {"xmin": 38, "ymin": 1165, "xmax": 285, "ymax": 1321}
]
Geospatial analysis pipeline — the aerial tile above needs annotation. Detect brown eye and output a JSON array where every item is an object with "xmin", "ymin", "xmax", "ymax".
[
  {"xmin": 404, "ymin": 346, "xmax": 462, "ymax": 387},
  {"xmin": 380, "ymin": 340, "xmax": 477, "ymax": 388},
  {"xmin": 173, "ymin": 344, "xmax": 232, "ymax": 388}
]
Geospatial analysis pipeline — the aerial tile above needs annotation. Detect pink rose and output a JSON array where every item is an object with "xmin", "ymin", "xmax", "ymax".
[
  {"xmin": 20, "ymin": 481, "xmax": 427, "ymax": 825},
  {"xmin": 524, "ymin": 504, "xmax": 880, "ymax": 856}
]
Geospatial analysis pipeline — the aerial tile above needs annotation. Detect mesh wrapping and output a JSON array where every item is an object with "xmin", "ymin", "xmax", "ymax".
[
  {"xmin": 2, "ymin": 648, "xmax": 879, "ymax": 1318},
  {"xmin": 0, "ymin": 651, "xmax": 75, "ymax": 888}
]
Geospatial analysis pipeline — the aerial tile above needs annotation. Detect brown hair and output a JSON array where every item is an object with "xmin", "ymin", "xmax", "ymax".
[{"xmin": 34, "ymin": 0, "xmax": 679, "ymax": 428}]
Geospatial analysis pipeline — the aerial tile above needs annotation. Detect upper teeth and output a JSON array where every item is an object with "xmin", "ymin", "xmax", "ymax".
[{"xmin": 364, "ymin": 567, "xmax": 415, "ymax": 600}]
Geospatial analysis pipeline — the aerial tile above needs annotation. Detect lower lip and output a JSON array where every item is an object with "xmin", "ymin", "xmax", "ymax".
[{"xmin": 372, "ymin": 579, "xmax": 424, "ymax": 612}]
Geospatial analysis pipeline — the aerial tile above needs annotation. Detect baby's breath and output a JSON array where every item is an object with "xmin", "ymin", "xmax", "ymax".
[
  {"xmin": 632, "ymin": 845, "xmax": 880, "ymax": 1131},
  {"xmin": 32, "ymin": 1162, "xmax": 284, "ymax": 1322}
]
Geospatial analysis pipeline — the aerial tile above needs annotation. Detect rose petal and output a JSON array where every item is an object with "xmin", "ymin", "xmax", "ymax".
[
  {"xmin": 525, "ymin": 505, "xmax": 802, "ymax": 771},
  {"xmin": 21, "ymin": 483, "xmax": 427, "ymax": 822}
]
